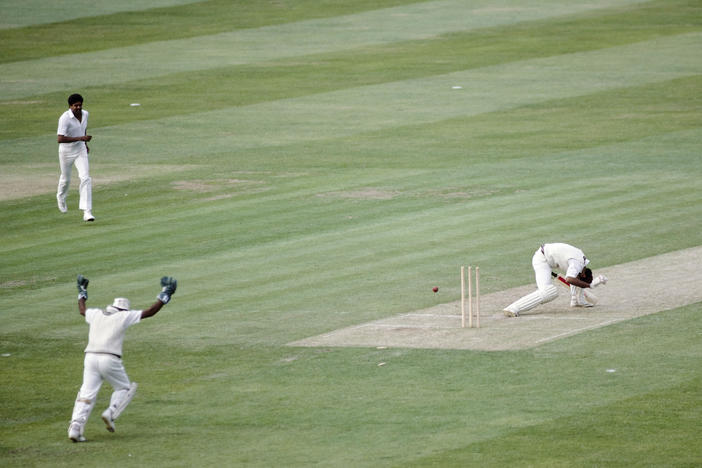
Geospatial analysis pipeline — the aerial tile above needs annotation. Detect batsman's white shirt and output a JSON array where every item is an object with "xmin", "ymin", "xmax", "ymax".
[
  {"xmin": 57, "ymin": 109, "xmax": 89, "ymax": 154},
  {"xmin": 541, "ymin": 243, "xmax": 590, "ymax": 278},
  {"xmin": 84, "ymin": 308, "xmax": 142, "ymax": 357}
]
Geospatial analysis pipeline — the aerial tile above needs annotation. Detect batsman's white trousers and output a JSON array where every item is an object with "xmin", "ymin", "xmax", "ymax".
[
  {"xmin": 532, "ymin": 248, "xmax": 554, "ymax": 290},
  {"xmin": 57, "ymin": 147, "xmax": 92, "ymax": 211},
  {"xmin": 504, "ymin": 248, "xmax": 559, "ymax": 314},
  {"xmin": 71, "ymin": 353, "xmax": 131, "ymax": 424}
]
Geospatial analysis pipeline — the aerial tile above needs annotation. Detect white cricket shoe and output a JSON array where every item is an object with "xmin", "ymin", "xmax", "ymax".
[
  {"xmin": 57, "ymin": 196, "xmax": 67, "ymax": 213},
  {"xmin": 68, "ymin": 422, "xmax": 86, "ymax": 442},
  {"xmin": 101, "ymin": 409, "xmax": 115, "ymax": 433},
  {"xmin": 503, "ymin": 307, "xmax": 519, "ymax": 317},
  {"xmin": 83, "ymin": 210, "xmax": 95, "ymax": 222},
  {"xmin": 571, "ymin": 289, "xmax": 594, "ymax": 308}
]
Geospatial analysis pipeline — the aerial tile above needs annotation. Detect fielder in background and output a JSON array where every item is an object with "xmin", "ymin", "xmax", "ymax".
[
  {"xmin": 57, "ymin": 93, "xmax": 94, "ymax": 222},
  {"xmin": 68, "ymin": 275, "xmax": 177, "ymax": 443},
  {"xmin": 503, "ymin": 243, "xmax": 607, "ymax": 317}
]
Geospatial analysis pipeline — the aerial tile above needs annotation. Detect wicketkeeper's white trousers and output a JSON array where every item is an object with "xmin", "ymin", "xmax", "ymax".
[
  {"xmin": 71, "ymin": 353, "xmax": 131, "ymax": 425},
  {"xmin": 57, "ymin": 147, "xmax": 92, "ymax": 211}
]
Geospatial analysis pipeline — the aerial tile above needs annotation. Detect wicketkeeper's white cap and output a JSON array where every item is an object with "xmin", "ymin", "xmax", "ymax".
[{"xmin": 109, "ymin": 297, "xmax": 130, "ymax": 311}]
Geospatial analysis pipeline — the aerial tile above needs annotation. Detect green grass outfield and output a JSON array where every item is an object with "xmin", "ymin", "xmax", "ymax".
[{"xmin": 1, "ymin": 0, "xmax": 701, "ymax": 466}]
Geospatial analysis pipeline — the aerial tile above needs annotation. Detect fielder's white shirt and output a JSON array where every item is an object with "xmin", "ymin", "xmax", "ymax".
[
  {"xmin": 57, "ymin": 109, "xmax": 89, "ymax": 154},
  {"xmin": 84, "ymin": 308, "xmax": 141, "ymax": 356},
  {"xmin": 542, "ymin": 243, "xmax": 590, "ymax": 278}
]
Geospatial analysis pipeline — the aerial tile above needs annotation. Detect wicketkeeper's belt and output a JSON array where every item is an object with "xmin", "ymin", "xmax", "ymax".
[{"xmin": 87, "ymin": 351, "xmax": 122, "ymax": 359}]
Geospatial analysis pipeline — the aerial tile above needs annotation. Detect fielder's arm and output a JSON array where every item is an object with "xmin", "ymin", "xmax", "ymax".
[{"xmin": 57, "ymin": 134, "xmax": 92, "ymax": 143}]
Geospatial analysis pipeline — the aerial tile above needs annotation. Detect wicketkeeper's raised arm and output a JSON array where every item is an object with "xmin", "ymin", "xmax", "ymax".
[
  {"xmin": 141, "ymin": 276, "xmax": 177, "ymax": 319},
  {"xmin": 77, "ymin": 274, "xmax": 89, "ymax": 316}
]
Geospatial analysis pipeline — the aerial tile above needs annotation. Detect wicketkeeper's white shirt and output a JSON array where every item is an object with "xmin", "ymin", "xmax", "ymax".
[{"xmin": 84, "ymin": 308, "xmax": 141, "ymax": 357}]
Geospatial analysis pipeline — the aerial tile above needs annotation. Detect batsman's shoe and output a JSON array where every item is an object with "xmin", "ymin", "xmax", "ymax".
[
  {"xmin": 503, "ymin": 307, "xmax": 519, "ymax": 318},
  {"xmin": 83, "ymin": 210, "xmax": 95, "ymax": 222},
  {"xmin": 570, "ymin": 289, "xmax": 594, "ymax": 307},
  {"xmin": 57, "ymin": 196, "xmax": 67, "ymax": 213},
  {"xmin": 101, "ymin": 409, "xmax": 115, "ymax": 433},
  {"xmin": 68, "ymin": 422, "xmax": 86, "ymax": 442}
]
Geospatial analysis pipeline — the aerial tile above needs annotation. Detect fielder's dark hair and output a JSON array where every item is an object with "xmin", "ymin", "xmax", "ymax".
[
  {"xmin": 582, "ymin": 267, "xmax": 593, "ymax": 284},
  {"xmin": 68, "ymin": 94, "xmax": 84, "ymax": 105}
]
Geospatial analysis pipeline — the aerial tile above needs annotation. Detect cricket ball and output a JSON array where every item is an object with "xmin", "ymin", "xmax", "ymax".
[{"xmin": 432, "ymin": 287, "xmax": 439, "ymax": 293}]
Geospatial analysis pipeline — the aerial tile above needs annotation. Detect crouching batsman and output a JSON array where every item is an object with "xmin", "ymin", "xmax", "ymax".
[
  {"xmin": 503, "ymin": 243, "xmax": 607, "ymax": 317},
  {"xmin": 68, "ymin": 275, "xmax": 177, "ymax": 442}
]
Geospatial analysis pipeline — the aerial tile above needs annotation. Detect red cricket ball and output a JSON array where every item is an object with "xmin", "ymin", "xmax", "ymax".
[{"xmin": 432, "ymin": 287, "xmax": 439, "ymax": 293}]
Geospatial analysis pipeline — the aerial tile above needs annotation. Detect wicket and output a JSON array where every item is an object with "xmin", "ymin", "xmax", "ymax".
[{"xmin": 461, "ymin": 265, "xmax": 480, "ymax": 328}]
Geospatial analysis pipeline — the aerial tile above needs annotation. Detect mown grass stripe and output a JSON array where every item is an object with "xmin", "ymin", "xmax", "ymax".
[
  {"xmin": 2, "ymin": 126, "xmax": 699, "ymax": 274},
  {"xmin": 0, "ymin": 0, "xmax": 424, "ymax": 62},
  {"xmin": 0, "ymin": 0, "xmax": 204, "ymax": 29},
  {"xmin": 3, "ymin": 0, "xmax": 697, "ymax": 140},
  {"xmin": 0, "ymin": 0, "xmax": 649, "ymax": 99},
  {"xmin": 4, "ymin": 32, "xmax": 699, "ymax": 166},
  {"xmin": 3, "ymin": 158, "xmax": 698, "ymax": 277},
  {"xmin": 4, "ymin": 158, "xmax": 698, "ymax": 311}
]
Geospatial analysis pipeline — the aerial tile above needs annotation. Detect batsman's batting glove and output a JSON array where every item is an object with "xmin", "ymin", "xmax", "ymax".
[
  {"xmin": 157, "ymin": 276, "xmax": 177, "ymax": 304},
  {"xmin": 590, "ymin": 274, "xmax": 607, "ymax": 288},
  {"xmin": 77, "ymin": 274, "xmax": 89, "ymax": 300}
]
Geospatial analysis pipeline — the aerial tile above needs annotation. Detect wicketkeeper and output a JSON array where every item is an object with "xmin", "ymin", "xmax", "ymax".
[
  {"xmin": 503, "ymin": 243, "xmax": 607, "ymax": 317},
  {"xmin": 68, "ymin": 275, "xmax": 177, "ymax": 442}
]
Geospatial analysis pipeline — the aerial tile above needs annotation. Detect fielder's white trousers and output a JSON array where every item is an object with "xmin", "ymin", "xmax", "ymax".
[
  {"xmin": 71, "ymin": 353, "xmax": 131, "ymax": 425},
  {"xmin": 57, "ymin": 147, "xmax": 92, "ymax": 211}
]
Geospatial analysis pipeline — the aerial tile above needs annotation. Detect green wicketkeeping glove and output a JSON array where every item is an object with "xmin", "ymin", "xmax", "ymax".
[
  {"xmin": 157, "ymin": 276, "xmax": 177, "ymax": 304},
  {"xmin": 77, "ymin": 275, "xmax": 89, "ymax": 300}
]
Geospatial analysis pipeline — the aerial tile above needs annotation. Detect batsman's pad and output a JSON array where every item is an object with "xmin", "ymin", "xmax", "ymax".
[
  {"xmin": 539, "ymin": 284, "xmax": 558, "ymax": 303},
  {"xmin": 505, "ymin": 285, "xmax": 558, "ymax": 315}
]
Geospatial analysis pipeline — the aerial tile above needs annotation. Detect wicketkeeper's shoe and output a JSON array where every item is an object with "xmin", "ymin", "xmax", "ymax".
[
  {"xmin": 101, "ymin": 409, "xmax": 115, "ymax": 433},
  {"xmin": 503, "ymin": 307, "xmax": 519, "ymax": 317},
  {"xmin": 83, "ymin": 210, "xmax": 95, "ymax": 222},
  {"xmin": 57, "ymin": 196, "xmax": 67, "ymax": 213},
  {"xmin": 68, "ymin": 422, "xmax": 86, "ymax": 442}
]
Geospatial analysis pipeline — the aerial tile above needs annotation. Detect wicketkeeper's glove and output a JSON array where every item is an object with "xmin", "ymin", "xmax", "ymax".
[
  {"xmin": 77, "ymin": 274, "xmax": 89, "ymax": 300},
  {"xmin": 157, "ymin": 276, "xmax": 177, "ymax": 304}
]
